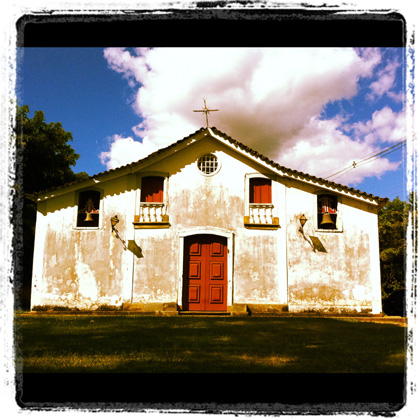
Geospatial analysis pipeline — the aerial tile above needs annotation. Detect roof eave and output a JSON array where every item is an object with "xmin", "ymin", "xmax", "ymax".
[
  {"xmin": 32, "ymin": 127, "xmax": 208, "ymax": 202},
  {"xmin": 32, "ymin": 126, "xmax": 386, "ymax": 207},
  {"xmin": 207, "ymin": 127, "xmax": 385, "ymax": 207}
]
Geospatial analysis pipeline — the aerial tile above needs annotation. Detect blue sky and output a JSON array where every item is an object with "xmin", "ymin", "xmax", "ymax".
[
  {"xmin": 17, "ymin": 48, "xmax": 141, "ymax": 176},
  {"xmin": 17, "ymin": 47, "xmax": 409, "ymax": 201}
]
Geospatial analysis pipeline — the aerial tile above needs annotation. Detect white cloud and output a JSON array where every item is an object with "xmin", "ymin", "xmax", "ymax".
[
  {"xmin": 100, "ymin": 47, "xmax": 405, "ymax": 186},
  {"xmin": 103, "ymin": 47, "xmax": 150, "ymax": 88},
  {"xmin": 367, "ymin": 59, "xmax": 401, "ymax": 102},
  {"xmin": 352, "ymin": 106, "xmax": 406, "ymax": 144},
  {"xmin": 99, "ymin": 135, "xmax": 157, "ymax": 170},
  {"xmin": 281, "ymin": 116, "xmax": 400, "ymax": 185}
]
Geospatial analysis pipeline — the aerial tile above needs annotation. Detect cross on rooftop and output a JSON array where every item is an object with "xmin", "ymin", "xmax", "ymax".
[{"xmin": 193, "ymin": 99, "xmax": 219, "ymax": 128}]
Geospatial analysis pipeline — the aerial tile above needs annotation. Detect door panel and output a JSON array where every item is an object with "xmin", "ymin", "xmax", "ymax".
[
  {"xmin": 188, "ymin": 285, "xmax": 201, "ymax": 303},
  {"xmin": 183, "ymin": 234, "xmax": 228, "ymax": 311},
  {"xmin": 211, "ymin": 242, "xmax": 223, "ymax": 256},
  {"xmin": 189, "ymin": 262, "xmax": 201, "ymax": 278},
  {"xmin": 190, "ymin": 242, "xmax": 201, "ymax": 256},
  {"xmin": 209, "ymin": 285, "xmax": 223, "ymax": 304},
  {"xmin": 210, "ymin": 262, "xmax": 223, "ymax": 279}
]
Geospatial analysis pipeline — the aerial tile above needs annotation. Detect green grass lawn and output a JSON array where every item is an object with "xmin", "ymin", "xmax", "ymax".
[{"xmin": 14, "ymin": 315, "xmax": 407, "ymax": 374}]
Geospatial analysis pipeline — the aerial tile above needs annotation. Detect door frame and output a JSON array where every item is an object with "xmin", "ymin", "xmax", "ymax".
[{"xmin": 177, "ymin": 228, "xmax": 234, "ymax": 309}]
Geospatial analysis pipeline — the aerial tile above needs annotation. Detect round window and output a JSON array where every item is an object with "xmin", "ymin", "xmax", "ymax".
[{"xmin": 197, "ymin": 153, "xmax": 219, "ymax": 175}]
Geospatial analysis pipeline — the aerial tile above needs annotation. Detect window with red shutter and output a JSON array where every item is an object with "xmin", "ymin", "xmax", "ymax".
[
  {"xmin": 141, "ymin": 176, "xmax": 164, "ymax": 203},
  {"xmin": 249, "ymin": 178, "xmax": 272, "ymax": 204}
]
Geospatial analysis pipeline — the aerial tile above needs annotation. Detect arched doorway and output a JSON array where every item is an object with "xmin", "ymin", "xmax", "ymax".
[{"xmin": 182, "ymin": 234, "xmax": 228, "ymax": 311}]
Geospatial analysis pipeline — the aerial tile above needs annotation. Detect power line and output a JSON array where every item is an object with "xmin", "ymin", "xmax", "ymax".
[
  {"xmin": 383, "ymin": 184, "xmax": 405, "ymax": 193},
  {"xmin": 323, "ymin": 140, "xmax": 406, "ymax": 182},
  {"xmin": 354, "ymin": 143, "xmax": 405, "ymax": 172},
  {"xmin": 336, "ymin": 142, "xmax": 405, "ymax": 176},
  {"xmin": 316, "ymin": 140, "xmax": 406, "ymax": 178},
  {"xmin": 355, "ymin": 140, "xmax": 406, "ymax": 165}
]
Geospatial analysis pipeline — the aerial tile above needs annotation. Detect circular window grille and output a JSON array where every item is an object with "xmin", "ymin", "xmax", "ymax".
[{"xmin": 197, "ymin": 154, "xmax": 219, "ymax": 175}]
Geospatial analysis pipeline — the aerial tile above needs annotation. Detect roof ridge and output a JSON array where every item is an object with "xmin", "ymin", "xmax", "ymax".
[
  {"xmin": 209, "ymin": 126, "xmax": 385, "ymax": 202},
  {"xmin": 31, "ymin": 125, "xmax": 386, "ymax": 203}
]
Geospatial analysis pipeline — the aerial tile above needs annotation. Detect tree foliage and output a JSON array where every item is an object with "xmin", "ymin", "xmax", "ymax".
[
  {"xmin": 15, "ymin": 105, "xmax": 88, "ymax": 194},
  {"xmin": 378, "ymin": 195, "xmax": 413, "ymax": 298}
]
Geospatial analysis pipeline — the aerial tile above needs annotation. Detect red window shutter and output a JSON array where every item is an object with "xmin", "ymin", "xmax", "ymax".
[
  {"xmin": 249, "ymin": 178, "xmax": 272, "ymax": 203},
  {"xmin": 141, "ymin": 176, "xmax": 164, "ymax": 202}
]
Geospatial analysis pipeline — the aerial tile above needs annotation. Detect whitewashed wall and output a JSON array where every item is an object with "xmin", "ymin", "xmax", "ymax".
[{"xmin": 31, "ymin": 136, "xmax": 382, "ymax": 313}]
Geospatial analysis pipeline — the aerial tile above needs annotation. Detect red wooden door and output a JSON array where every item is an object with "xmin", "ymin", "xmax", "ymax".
[{"xmin": 183, "ymin": 235, "xmax": 228, "ymax": 311}]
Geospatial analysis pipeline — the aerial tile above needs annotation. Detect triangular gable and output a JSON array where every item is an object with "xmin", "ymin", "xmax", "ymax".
[
  {"xmin": 206, "ymin": 127, "xmax": 387, "ymax": 206},
  {"xmin": 31, "ymin": 127, "xmax": 387, "ymax": 207},
  {"xmin": 30, "ymin": 127, "xmax": 207, "ymax": 201}
]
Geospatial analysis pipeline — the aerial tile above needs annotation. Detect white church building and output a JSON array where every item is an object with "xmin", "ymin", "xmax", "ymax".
[{"xmin": 29, "ymin": 126, "xmax": 387, "ymax": 315}]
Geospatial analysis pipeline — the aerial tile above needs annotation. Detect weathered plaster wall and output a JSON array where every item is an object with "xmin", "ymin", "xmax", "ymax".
[
  {"xmin": 150, "ymin": 138, "xmax": 245, "ymax": 231},
  {"xmin": 31, "ymin": 135, "xmax": 381, "ymax": 313},
  {"xmin": 132, "ymin": 229, "xmax": 178, "ymax": 303},
  {"xmin": 31, "ymin": 137, "xmax": 287, "ymax": 310},
  {"xmin": 31, "ymin": 176, "xmax": 134, "ymax": 309},
  {"xmin": 145, "ymin": 138, "xmax": 285, "ymax": 306},
  {"xmin": 233, "ymin": 230, "xmax": 280, "ymax": 303},
  {"xmin": 285, "ymin": 181, "xmax": 380, "ymax": 313}
]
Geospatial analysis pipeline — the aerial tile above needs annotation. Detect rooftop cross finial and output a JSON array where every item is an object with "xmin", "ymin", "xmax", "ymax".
[{"xmin": 193, "ymin": 99, "xmax": 219, "ymax": 128}]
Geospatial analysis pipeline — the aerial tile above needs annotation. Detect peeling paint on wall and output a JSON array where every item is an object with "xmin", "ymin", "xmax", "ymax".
[
  {"xmin": 75, "ymin": 261, "xmax": 98, "ymax": 302},
  {"xmin": 287, "ymin": 203, "xmax": 374, "ymax": 312},
  {"xmin": 234, "ymin": 232, "xmax": 280, "ymax": 304},
  {"xmin": 30, "ymin": 136, "xmax": 382, "ymax": 314}
]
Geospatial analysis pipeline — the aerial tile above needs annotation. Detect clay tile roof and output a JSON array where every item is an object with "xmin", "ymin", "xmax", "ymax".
[
  {"xmin": 31, "ymin": 126, "xmax": 387, "ymax": 203},
  {"xmin": 209, "ymin": 126, "xmax": 385, "ymax": 202}
]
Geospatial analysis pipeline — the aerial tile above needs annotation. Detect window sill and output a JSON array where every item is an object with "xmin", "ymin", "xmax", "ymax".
[
  {"xmin": 244, "ymin": 216, "xmax": 280, "ymax": 230},
  {"xmin": 314, "ymin": 228, "xmax": 343, "ymax": 233},
  {"xmin": 133, "ymin": 222, "xmax": 171, "ymax": 229},
  {"xmin": 74, "ymin": 226, "xmax": 101, "ymax": 230},
  {"xmin": 133, "ymin": 215, "xmax": 170, "ymax": 229}
]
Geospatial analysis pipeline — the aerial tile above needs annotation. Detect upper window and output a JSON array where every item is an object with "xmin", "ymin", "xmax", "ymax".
[
  {"xmin": 249, "ymin": 178, "xmax": 272, "ymax": 204},
  {"xmin": 317, "ymin": 194, "xmax": 338, "ymax": 230},
  {"xmin": 141, "ymin": 176, "xmax": 164, "ymax": 203},
  {"xmin": 77, "ymin": 190, "xmax": 100, "ymax": 228},
  {"xmin": 244, "ymin": 175, "xmax": 279, "ymax": 229},
  {"xmin": 197, "ymin": 153, "xmax": 219, "ymax": 175},
  {"xmin": 136, "ymin": 175, "xmax": 169, "ymax": 227}
]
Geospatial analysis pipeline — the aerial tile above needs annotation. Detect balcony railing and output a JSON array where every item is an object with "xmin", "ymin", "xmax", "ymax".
[
  {"xmin": 133, "ymin": 203, "xmax": 170, "ymax": 228},
  {"xmin": 244, "ymin": 204, "xmax": 280, "ymax": 229}
]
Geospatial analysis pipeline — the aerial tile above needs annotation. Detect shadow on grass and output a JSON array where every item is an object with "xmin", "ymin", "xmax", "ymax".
[{"xmin": 14, "ymin": 315, "xmax": 407, "ymax": 374}]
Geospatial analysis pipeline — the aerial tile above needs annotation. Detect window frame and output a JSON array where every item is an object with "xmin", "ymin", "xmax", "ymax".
[
  {"xmin": 249, "ymin": 177, "xmax": 272, "ymax": 204},
  {"xmin": 245, "ymin": 174, "xmax": 277, "ymax": 217},
  {"xmin": 134, "ymin": 172, "xmax": 170, "ymax": 228},
  {"xmin": 196, "ymin": 152, "xmax": 222, "ymax": 177},
  {"xmin": 140, "ymin": 176, "xmax": 165, "ymax": 203},
  {"xmin": 314, "ymin": 191, "xmax": 343, "ymax": 233},
  {"xmin": 244, "ymin": 173, "xmax": 279, "ymax": 229},
  {"xmin": 137, "ymin": 172, "xmax": 169, "ymax": 211},
  {"xmin": 74, "ymin": 188, "xmax": 103, "ymax": 230}
]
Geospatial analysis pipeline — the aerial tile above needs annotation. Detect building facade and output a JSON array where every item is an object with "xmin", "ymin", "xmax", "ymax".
[{"xmin": 30, "ymin": 127, "xmax": 386, "ymax": 314}]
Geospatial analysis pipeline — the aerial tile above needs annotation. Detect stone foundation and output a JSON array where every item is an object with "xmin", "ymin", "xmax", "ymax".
[
  {"xmin": 29, "ymin": 302, "xmax": 382, "ymax": 317},
  {"xmin": 122, "ymin": 302, "xmax": 179, "ymax": 315}
]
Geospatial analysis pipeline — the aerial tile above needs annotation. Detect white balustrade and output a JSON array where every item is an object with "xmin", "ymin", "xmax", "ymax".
[
  {"xmin": 139, "ymin": 203, "xmax": 166, "ymax": 223},
  {"xmin": 249, "ymin": 204, "xmax": 275, "ymax": 225}
]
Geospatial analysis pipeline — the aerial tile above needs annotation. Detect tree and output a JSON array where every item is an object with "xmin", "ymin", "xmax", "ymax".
[
  {"xmin": 15, "ymin": 105, "xmax": 88, "ymax": 194},
  {"xmin": 378, "ymin": 196, "xmax": 409, "ymax": 298},
  {"xmin": 13, "ymin": 105, "xmax": 89, "ymax": 309}
]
